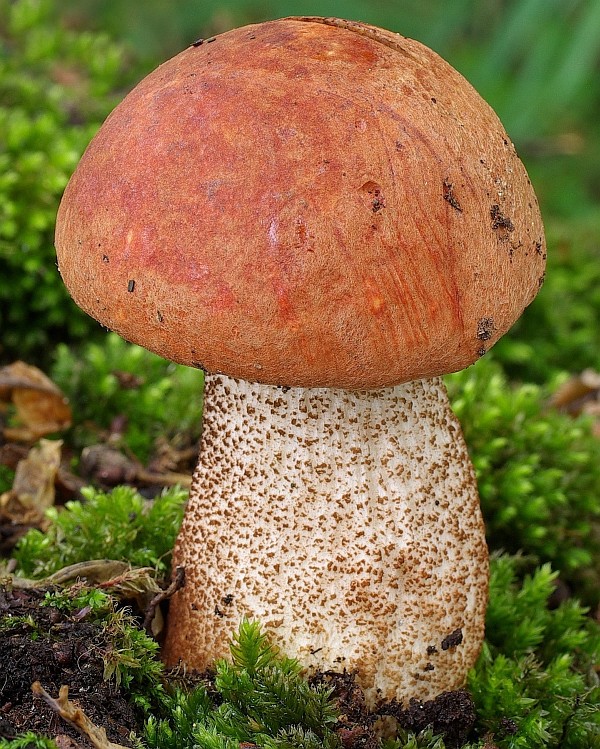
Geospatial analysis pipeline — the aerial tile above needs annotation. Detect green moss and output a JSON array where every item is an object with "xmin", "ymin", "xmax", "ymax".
[
  {"xmin": 40, "ymin": 585, "xmax": 115, "ymax": 616},
  {"xmin": 446, "ymin": 356, "xmax": 600, "ymax": 605},
  {"xmin": 467, "ymin": 555, "xmax": 600, "ymax": 748},
  {"xmin": 492, "ymin": 212, "xmax": 600, "ymax": 381},
  {"xmin": 0, "ymin": 733, "xmax": 58, "ymax": 749},
  {"xmin": 51, "ymin": 333, "xmax": 204, "ymax": 463},
  {"xmin": 0, "ymin": 0, "xmax": 132, "ymax": 362},
  {"xmin": 0, "ymin": 613, "xmax": 39, "ymax": 636},
  {"xmin": 144, "ymin": 619, "xmax": 340, "ymax": 749},
  {"xmin": 12, "ymin": 484, "xmax": 187, "ymax": 578}
]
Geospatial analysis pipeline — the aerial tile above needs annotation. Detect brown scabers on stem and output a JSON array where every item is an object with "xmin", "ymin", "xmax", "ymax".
[{"xmin": 54, "ymin": 16, "xmax": 546, "ymax": 705}]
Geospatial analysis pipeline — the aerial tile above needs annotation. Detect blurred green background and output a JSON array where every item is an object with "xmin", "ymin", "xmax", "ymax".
[
  {"xmin": 1, "ymin": 0, "xmax": 600, "ymax": 377},
  {"xmin": 63, "ymin": 0, "xmax": 600, "ymax": 214},
  {"xmin": 63, "ymin": 0, "xmax": 600, "ymax": 168},
  {"xmin": 72, "ymin": 0, "xmax": 600, "ymax": 382}
]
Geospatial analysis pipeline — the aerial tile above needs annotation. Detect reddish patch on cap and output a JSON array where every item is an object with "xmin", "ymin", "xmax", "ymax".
[{"xmin": 56, "ymin": 17, "xmax": 545, "ymax": 388}]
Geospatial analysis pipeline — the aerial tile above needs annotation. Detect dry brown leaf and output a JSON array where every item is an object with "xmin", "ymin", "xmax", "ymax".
[
  {"xmin": 80, "ymin": 444, "xmax": 138, "ymax": 485},
  {"xmin": 148, "ymin": 434, "xmax": 198, "ymax": 474},
  {"xmin": 46, "ymin": 560, "xmax": 163, "ymax": 621},
  {"xmin": 5, "ymin": 559, "xmax": 158, "ymax": 596},
  {"xmin": 0, "ymin": 361, "xmax": 71, "ymax": 441},
  {"xmin": 4, "ymin": 559, "xmax": 172, "ymax": 636},
  {"xmin": 550, "ymin": 369, "xmax": 600, "ymax": 436},
  {"xmin": 80, "ymin": 443, "xmax": 192, "ymax": 488},
  {"xmin": 0, "ymin": 439, "xmax": 62, "ymax": 524},
  {"xmin": 0, "ymin": 559, "xmax": 133, "ymax": 589}
]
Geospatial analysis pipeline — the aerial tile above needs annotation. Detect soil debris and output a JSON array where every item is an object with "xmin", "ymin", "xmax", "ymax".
[
  {"xmin": 381, "ymin": 689, "xmax": 476, "ymax": 748},
  {"xmin": 312, "ymin": 671, "xmax": 477, "ymax": 748},
  {"xmin": 310, "ymin": 670, "xmax": 380, "ymax": 749},
  {"xmin": 33, "ymin": 682, "xmax": 129, "ymax": 749},
  {"xmin": 0, "ymin": 586, "xmax": 139, "ymax": 748}
]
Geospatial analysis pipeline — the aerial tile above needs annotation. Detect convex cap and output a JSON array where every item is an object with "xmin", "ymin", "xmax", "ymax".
[{"xmin": 56, "ymin": 17, "xmax": 546, "ymax": 389}]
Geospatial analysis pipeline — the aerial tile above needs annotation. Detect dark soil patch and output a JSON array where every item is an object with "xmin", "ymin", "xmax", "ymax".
[
  {"xmin": 381, "ymin": 689, "xmax": 476, "ymax": 747},
  {"xmin": 312, "ymin": 670, "xmax": 476, "ymax": 749},
  {"xmin": 0, "ymin": 586, "xmax": 139, "ymax": 748},
  {"xmin": 1, "ymin": 585, "xmax": 478, "ymax": 749},
  {"xmin": 311, "ymin": 670, "xmax": 380, "ymax": 749}
]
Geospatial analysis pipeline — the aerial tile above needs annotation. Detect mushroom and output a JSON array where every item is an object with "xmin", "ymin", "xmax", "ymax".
[{"xmin": 54, "ymin": 17, "xmax": 546, "ymax": 704}]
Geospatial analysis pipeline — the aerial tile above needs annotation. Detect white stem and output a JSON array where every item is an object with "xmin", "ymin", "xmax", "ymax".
[{"xmin": 164, "ymin": 373, "xmax": 488, "ymax": 704}]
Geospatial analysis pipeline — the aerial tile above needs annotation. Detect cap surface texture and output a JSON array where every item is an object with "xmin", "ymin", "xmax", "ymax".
[{"xmin": 55, "ymin": 17, "xmax": 546, "ymax": 388}]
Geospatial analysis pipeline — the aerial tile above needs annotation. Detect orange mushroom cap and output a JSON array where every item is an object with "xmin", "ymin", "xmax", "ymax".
[{"xmin": 56, "ymin": 17, "xmax": 545, "ymax": 389}]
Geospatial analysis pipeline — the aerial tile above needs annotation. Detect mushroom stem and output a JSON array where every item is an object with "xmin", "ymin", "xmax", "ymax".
[{"xmin": 163, "ymin": 373, "xmax": 488, "ymax": 704}]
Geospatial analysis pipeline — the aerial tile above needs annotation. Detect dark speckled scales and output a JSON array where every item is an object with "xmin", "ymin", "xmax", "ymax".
[{"xmin": 164, "ymin": 374, "xmax": 488, "ymax": 704}]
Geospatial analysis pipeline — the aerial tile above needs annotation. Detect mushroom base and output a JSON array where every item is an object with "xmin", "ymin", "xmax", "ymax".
[{"xmin": 163, "ymin": 374, "xmax": 488, "ymax": 704}]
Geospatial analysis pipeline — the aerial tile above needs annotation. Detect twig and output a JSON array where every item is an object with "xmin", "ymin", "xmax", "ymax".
[
  {"xmin": 135, "ymin": 467, "xmax": 192, "ymax": 487},
  {"xmin": 31, "ymin": 682, "xmax": 129, "ymax": 749},
  {"xmin": 143, "ymin": 565, "xmax": 185, "ymax": 633}
]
